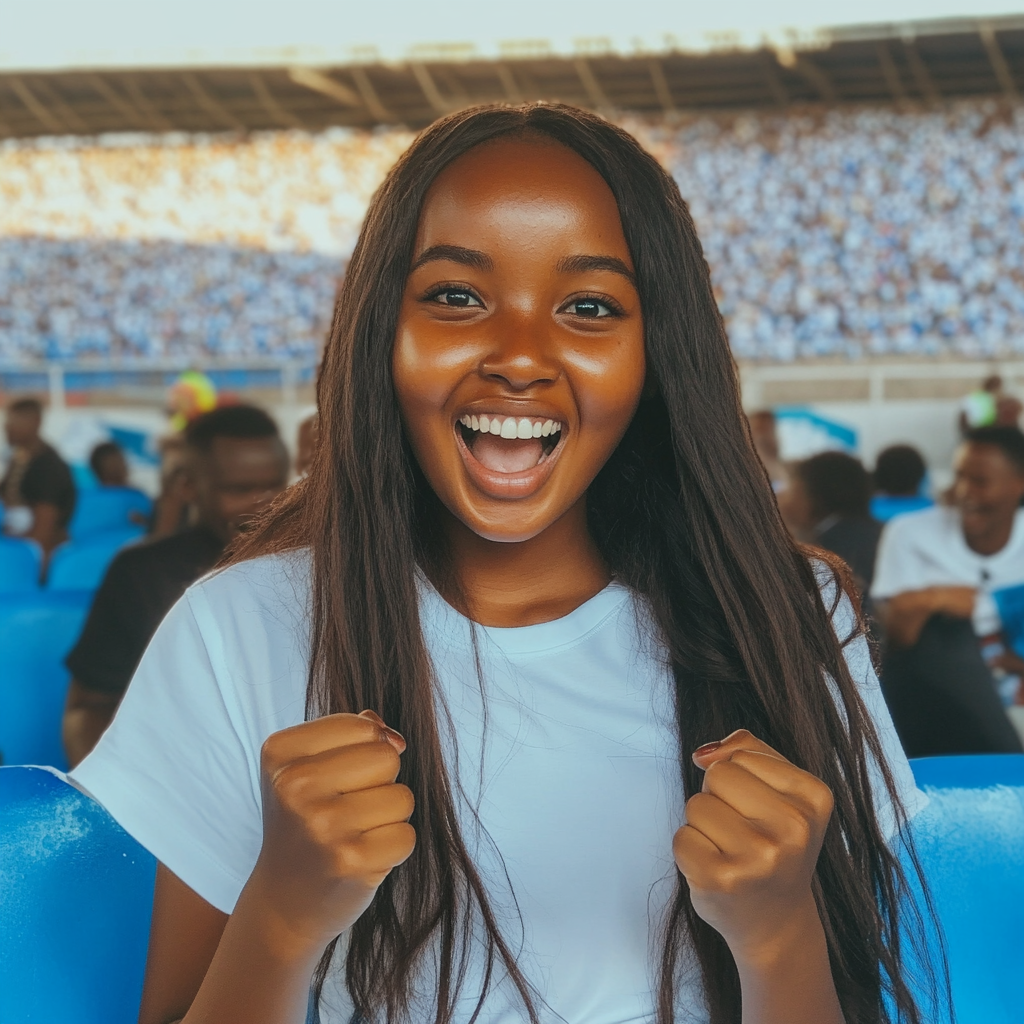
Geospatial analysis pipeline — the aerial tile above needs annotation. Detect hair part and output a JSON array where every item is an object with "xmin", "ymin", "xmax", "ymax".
[{"xmin": 232, "ymin": 102, "xmax": 944, "ymax": 1024}]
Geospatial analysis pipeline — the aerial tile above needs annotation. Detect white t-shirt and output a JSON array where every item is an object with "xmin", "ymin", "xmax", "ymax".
[
  {"xmin": 72, "ymin": 551, "xmax": 925, "ymax": 1024},
  {"xmin": 871, "ymin": 505, "xmax": 1024, "ymax": 636}
]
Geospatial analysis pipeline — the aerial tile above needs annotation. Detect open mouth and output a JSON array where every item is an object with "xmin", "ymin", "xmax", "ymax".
[{"xmin": 456, "ymin": 413, "xmax": 564, "ymax": 474}]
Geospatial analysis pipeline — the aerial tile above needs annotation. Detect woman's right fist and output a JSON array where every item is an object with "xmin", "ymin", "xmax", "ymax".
[{"xmin": 250, "ymin": 710, "xmax": 416, "ymax": 950}]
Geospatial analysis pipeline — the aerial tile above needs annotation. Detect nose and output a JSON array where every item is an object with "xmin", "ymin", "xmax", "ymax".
[{"xmin": 478, "ymin": 316, "xmax": 560, "ymax": 392}]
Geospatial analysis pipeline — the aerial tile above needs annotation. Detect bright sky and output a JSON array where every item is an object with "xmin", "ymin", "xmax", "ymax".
[{"xmin": 2, "ymin": 0, "xmax": 1023, "ymax": 70}]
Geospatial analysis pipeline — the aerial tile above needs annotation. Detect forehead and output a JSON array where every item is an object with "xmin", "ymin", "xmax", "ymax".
[
  {"xmin": 204, "ymin": 436, "xmax": 286, "ymax": 476},
  {"xmin": 415, "ymin": 136, "xmax": 629, "ymax": 258},
  {"xmin": 957, "ymin": 442, "xmax": 1021, "ymax": 475}
]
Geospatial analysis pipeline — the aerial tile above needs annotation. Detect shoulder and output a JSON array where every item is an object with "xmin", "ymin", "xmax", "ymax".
[
  {"xmin": 184, "ymin": 548, "xmax": 312, "ymax": 633},
  {"xmin": 880, "ymin": 503, "xmax": 953, "ymax": 543},
  {"xmin": 34, "ymin": 443, "xmax": 71, "ymax": 471}
]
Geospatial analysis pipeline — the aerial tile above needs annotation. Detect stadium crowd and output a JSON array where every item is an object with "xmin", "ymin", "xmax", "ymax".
[
  {"xmin": 2, "ymin": 100, "xmax": 1024, "ymax": 363},
  {"xmin": 659, "ymin": 102, "xmax": 1024, "ymax": 361}
]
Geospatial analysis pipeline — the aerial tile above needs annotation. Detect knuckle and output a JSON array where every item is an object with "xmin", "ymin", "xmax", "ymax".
[
  {"xmin": 394, "ymin": 822, "xmax": 418, "ymax": 858},
  {"xmin": 271, "ymin": 762, "xmax": 312, "ymax": 806},
  {"xmin": 260, "ymin": 732, "xmax": 285, "ymax": 773},
  {"xmin": 715, "ymin": 864, "xmax": 743, "ymax": 895},
  {"xmin": 393, "ymin": 784, "xmax": 416, "ymax": 818},
  {"xmin": 376, "ymin": 742, "xmax": 401, "ymax": 775},
  {"xmin": 332, "ymin": 842, "xmax": 362, "ymax": 878},
  {"xmin": 810, "ymin": 782, "xmax": 835, "ymax": 820},
  {"xmin": 776, "ymin": 807, "xmax": 813, "ymax": 849},
  {"xmin": 752, "ymin": 837, "xmax": 783, "ymax": 874}
]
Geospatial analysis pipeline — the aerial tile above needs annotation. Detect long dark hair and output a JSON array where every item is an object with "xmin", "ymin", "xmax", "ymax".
[{"xmin": 233, "ymin": 103, "xmax": 942, "ymax": 1024}]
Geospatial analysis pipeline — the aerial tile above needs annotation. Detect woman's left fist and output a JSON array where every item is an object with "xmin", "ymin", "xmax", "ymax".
[{"xmin": 672, "ymin": 729, "xmax": 834, "ymax": 964}]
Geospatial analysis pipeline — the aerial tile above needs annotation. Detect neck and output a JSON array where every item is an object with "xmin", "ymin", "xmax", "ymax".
[
  {"xmin": 436, "ymin": 498, "xmax": 610, "ymax": 627},
  {"xmin": 964, "ymin": 514, "xmax": 1016, "ymax": 556}
]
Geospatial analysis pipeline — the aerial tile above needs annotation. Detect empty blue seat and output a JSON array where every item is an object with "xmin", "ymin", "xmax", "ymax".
[
  {"xmin": 0, "ymin": 765, "xmax": 156, "ymax": 1023},
  {"xmin": 0, "ymin": 590, "xmax": 92, "ymax": 769},
  {"xmin": 907, "ymin": 754, "xmax": 1024, "ymax": 1024},
  {"xmin": 47, "ymin": 527, "xmax": 143, "ymax": 591},
  {"xmin": 68, "ymin": 487, "xmax": 152, "ymax": 541},
  {"xmin": 0, "ymin": 536, "xmax": 41, "ymax": 592}
]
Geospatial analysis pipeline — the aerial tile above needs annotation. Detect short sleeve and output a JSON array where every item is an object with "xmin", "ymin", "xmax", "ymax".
[
  {"xmin": 69, "ymin": 591, "xmax": 263, "ymax": 913},
  {"xmin": 828, "ymin": 580, "xmax": 929, "ymax": 838},
  {"xmin": 21, "ymin": 450, "xmax": 76, "ymax": 523},
  {"xmin": 65, "ymin": 552, "xmax": 149, "ymax": 696},
  {"xmin": 870, "ymin": 516, "xmax": 925, "ymax": 601}
]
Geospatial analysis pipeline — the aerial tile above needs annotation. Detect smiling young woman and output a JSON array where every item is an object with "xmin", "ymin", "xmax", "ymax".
[{"xmin": 70, "ymin": 105, "xmax": 943, "ymax": 1024}]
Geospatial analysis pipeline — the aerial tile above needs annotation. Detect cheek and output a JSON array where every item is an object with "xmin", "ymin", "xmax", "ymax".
[
  {"xmin": 570, "ymin": 333, "xmax": 646, "ymax": 437},
  {"xmin": 392, "ymin": 320, "xmax": 475, "ymax": 421}
]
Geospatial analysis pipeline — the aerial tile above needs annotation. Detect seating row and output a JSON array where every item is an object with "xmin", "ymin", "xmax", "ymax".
[
  {"xmin": 0, "ymin": 526, "xmax": 143, "ymax": 592},
  {"xmin": 0, "ymin": 589, "xmax": 91, "ymax": 770},
  {"xmin": 0, "ymin": 755, "xmax": 1022, "ymax": 1023},
  {"xmin": 0, "ymin": 486, "xmax": 152, "ymax": 542}
]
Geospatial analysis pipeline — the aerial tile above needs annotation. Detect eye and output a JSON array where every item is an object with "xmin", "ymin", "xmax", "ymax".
[
  {"xmin": 566, "ymin": 297, "xmax": 614, "ymax": 318},
  {"xmin": 429, "ymin": 287, "xmax": 482, "ymax": 308}
]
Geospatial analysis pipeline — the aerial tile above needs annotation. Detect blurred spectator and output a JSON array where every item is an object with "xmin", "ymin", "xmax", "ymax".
[
  {"xmin": 167, "ymin": 370, "xmax": 218, "ymax": 433},
  {"xmin": 871, "ymin": 426, "xmax": 1024, "ymax": 756},
  {"xmin": 747, "ymin": 410, "xmax": 787, "ymax": 492},
  {"xmin": 3, "ymin": 102, "xmax": 1024, "ymax": 363},
  {"xmin": 1, "ymin": 397, "xmax": 76, "ymax": 554},
  {"xmin": 959, "ymin": 374, "xmax": 1002, "ymax": 432},
  {"xmin": 782, "ymin": 451, "xmax": 882, "ymax": 600},
  {"xmin": 870, "ymin": 444, "xmax": 934, "ymax": 522},
  {"xmin": 149, "ymin": 435, "xmax": 191, "ymax": 539},
  {"xmin": 295, "ymin": 413, "xmax": 318, "ymax": 478},
  {"xmin": 959, "ymin": 374, "xmax": 1022, "ymax": 433},
  {"xmin": 88, "ymin": 441, "xmax": 129, "ymax": 488},
  {"xmin": 62, "ymin": 405, "xmax": 289, "ymax": 766}
]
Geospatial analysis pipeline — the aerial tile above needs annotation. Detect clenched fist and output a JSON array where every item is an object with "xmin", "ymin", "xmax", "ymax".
[
  {"xmin": 672, "ymin": 729, "xmax": 834, "ymax": 965},
  {"xmin": 248, "ymin": 710, "xmax": 417, "ymax": 951}
]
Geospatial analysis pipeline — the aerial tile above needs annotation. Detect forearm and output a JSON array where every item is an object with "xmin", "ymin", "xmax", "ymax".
[
  {"xmin": 735, "ymin": 898, "xmax": 844, "ymax": 1024},
  {"xmin": 878, "ymin": 591, "xmax": 938, "ymax": 648},
  {"xmin": 180, "ymin": 876, "xmax": 327, "ymax": 1024},
  {"xmin": 28, "ymin": 503, "xmax": 63, "ymax": 553}
]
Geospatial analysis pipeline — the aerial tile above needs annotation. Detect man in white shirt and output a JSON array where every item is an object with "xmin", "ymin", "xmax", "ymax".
[{"xmin": 871, "ymin": 426, "xmax": 1024, "ymax": 756}]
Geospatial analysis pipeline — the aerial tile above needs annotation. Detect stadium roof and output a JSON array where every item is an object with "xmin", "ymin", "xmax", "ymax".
[{"xmin": 2, "ymin": 11, "xmax": 1024, "ymax": 137}]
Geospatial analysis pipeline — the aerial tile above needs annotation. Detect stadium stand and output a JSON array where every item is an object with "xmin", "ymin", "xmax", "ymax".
[{"xmin": 2, "ymin": 98, "xmax": 1024, "ymax": 364}]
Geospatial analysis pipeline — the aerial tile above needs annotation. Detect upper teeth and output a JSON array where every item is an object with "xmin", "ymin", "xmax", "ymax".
[{"xmin": 458, "ymin": 414, "xmax": 562, "ymax": 439}]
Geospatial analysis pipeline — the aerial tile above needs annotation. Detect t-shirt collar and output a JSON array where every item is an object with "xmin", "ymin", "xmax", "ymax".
[{"xmin": 415, "ymin": 569, "xmax": 631, "ymax": 657}]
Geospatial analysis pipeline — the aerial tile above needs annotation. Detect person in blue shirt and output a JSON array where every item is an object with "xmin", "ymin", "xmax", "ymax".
[{"xmin": 870, "ymin": 444, "xmax": 933, "ymax": 523}]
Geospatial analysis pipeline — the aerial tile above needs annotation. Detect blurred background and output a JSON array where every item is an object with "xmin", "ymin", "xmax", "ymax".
[{"xmin": 2, "ymin": 0, "xmax": 1024, "ymax": 492}]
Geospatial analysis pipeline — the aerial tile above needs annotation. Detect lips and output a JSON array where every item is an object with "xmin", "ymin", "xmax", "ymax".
[{"xmin": 455, "ymin": 411, "xmax": 566, "ymax": 499}]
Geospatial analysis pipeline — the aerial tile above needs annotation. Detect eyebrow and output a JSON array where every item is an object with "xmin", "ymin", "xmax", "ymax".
[
  {"xmin": 411, "ymin": 244, "xmax": 493, "ymax": 273},
  {"xmin": 556, "ymin": 254, "xmax": 636, "ymax": 286}
]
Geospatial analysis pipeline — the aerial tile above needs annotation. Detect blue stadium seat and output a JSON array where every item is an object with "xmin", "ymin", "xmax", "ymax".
[
  {"xmin": 908, "ymin": 754, "xmax": 1024, "ymax": 1024},
  {"xmin": 68, "ymin": 486, "xmax": 152, "ymax": 541},
  {"xmin": 0, "ymin": 536, "xmax": 41, "ymax": 592},
  {"xmin": 870, "ymin": 494, "xmax": 935, "ymax": 522},
  {"xmin": 47, "ymin": 527, "xmax": 143, "ymax": 591},
  {"xmin": 0, "ymin": 766, "xmax": 156, "ymax": 1024},
  {"xmin": 0, "ymin": 590, "xmax": 92, "ymax": 770}
]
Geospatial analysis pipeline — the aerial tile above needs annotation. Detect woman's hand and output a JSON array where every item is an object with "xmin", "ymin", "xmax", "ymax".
[
  {"xmin": 672, "ymin": 729, "xmax": 834, "ymax": 967},
  {"xmin": 247, "ymin": 710, "xmax": 416, "ymax": 956}
]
